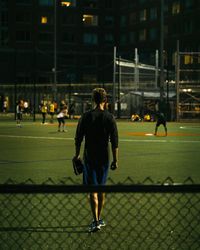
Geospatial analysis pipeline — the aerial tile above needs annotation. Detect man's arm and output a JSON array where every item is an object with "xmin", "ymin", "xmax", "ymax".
[
  {"xmin": 110, "ymin": 147, "xmax": 118, "ymax": 170},
  {"xmin": 110, "ymin": 116, "xmax": 119, "ymax": 170},
  {"xmin": 75, "ymin": 144, "xmax": 81, "ymax": 159},
  {"xmin": 74, "ymin": 116, "xmax": 84, "ymax": 159}
]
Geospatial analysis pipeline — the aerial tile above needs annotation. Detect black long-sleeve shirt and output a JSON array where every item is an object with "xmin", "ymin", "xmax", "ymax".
[{"xmin": 75, "ymin": 108, "xmax": 118, "ymax": 166}]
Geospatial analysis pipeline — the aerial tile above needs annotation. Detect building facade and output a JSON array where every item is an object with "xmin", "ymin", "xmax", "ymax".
[
  {"xmin": 0, "ymin": 0, "xmax": 199, "ymax": 118},
  {"xmin": 0, "ymin": 0, "xmax": 199, "ymax": 83}
]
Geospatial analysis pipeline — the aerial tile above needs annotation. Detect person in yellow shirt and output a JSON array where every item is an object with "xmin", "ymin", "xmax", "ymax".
[
  {"xmin": 49, "ymin": 102, "xmax": 55, "ymax": 123},
  {"xmin": 41, "ymin": 102, "xmax": 48, "ymax": 124}
]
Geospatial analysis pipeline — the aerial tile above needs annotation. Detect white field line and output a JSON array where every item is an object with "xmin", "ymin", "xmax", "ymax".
[
  {"xmin": 0, "ymin": 134, "xmax": 200, "ymax": 143},
  {"xmin": 0, "ymin": 134, "xmax": 72, "ymax": 140}
]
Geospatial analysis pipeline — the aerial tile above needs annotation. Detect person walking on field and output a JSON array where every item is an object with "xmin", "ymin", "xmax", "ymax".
[
  {"xmin": 41, "ymin": 102, "xmax": 48, "ymax": 124},
  {"xmin": 74, "ymin": 88, "xmax": 119, "ymax": 233},
  {"xmin": 16, "ymin": 100, "xmax": 23, "ymax": 127},
  {"xmin": 57, "ymin": 105, "xmax": 68, "ymax": 132},
  {"xmin": 154, "ymin": 111, "xmax": 167, "ymax": 136}
]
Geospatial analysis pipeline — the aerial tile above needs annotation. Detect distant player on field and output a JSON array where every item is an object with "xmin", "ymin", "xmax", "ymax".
[
  {"xmin": 154, "ymin": 111, "xmax": 167, "ymax": 136},
  {"xmin": 57, "ymin": 105, "xmax": 68, "ymax": 132},
  {"xmin": 74, "ymin": 88, "xmax": 119, "ymax": 233},
  {"xmin": 16, "ymin": 100, "xmax": 23, "ymax": 127}
]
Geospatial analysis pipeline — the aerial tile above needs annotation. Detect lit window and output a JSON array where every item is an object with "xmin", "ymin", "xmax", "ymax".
[
  {"xmin": 184, "ymin": 55, "xmax": 193, "ymax": 64},
  {"xmin": 61, "ymin": 1, "xmax": 71, "ymax": 7},
  {"xmin": 172, "ymin": 2, "xmax": 180, "ymax": 15},
  {"xmin": 82, "ymin": 15, "xmax": 98, "ymax": 26},
  {"xmin": 60, "ymin": 0, "xmax": 76, "ymax": 7},
  {"xmin": 41, "ymin": 16, "xmax": 48, "ymax": 24}
]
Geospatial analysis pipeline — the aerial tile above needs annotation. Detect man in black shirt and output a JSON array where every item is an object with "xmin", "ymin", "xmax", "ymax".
[
  {"xmin": 154, "ymin": 111, "xmax": 167, "ymax": 136},
  {"xmin": 74, "ymin": 88, "xmax": 119, "ymax": 232}
]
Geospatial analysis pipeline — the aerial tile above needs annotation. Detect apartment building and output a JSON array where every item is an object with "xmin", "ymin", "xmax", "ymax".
[{"xmin": 0, "ymin": 0, "xmax": 199, "ymax": 84}]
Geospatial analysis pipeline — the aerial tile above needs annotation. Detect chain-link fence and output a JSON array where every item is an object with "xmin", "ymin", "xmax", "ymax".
[{"xmin": 0, "ymin": 178, "xmax": 200, "ymax": 250}]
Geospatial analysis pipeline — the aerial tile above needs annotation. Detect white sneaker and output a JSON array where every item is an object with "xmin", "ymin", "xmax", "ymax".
[
  {"xmin": 99, "ymin": 219, "xmax": 106, "ymax": 228},
  {"xmin": 88, "ymin": 221, "xmax": 101, "ymax": 233}
]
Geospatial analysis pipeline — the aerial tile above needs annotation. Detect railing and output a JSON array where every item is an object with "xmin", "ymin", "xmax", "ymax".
[{"xmin": 0, "ymin": 179, "xmax": 200, "ymax": 249}]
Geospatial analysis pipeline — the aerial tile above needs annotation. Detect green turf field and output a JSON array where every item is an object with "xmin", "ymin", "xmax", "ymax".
[
  {"xmin": 1, "ymin": 116, "xmax": 200, "ymax": 249},
  {"xmin": 0, "ymin": 116, "xmax": 200, "ymax": 184}
]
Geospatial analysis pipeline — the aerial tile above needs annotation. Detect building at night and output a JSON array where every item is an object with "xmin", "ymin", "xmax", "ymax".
[{"xmin": 0, "ymin": 0, "xmax": 199, "ymax": 118}]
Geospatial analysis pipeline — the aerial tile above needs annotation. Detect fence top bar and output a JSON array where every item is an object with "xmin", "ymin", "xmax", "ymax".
[{"xmin": 1, "ymin": 184, "xmax": 200, "ymax": 194}]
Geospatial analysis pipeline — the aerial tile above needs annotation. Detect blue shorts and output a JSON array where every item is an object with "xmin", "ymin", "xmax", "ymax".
[{"xmin": 83, "ymin": 162, "xmax": 109, "ymax": 185}]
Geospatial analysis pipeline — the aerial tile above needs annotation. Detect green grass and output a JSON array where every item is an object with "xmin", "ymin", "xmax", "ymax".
[
  {"xmin": 0, "ymin": 117, "xmax": 200, "ymax": 249},
  {"xmin": 0, "ymin": 117, "xmax": 200, "ymax": 184}
]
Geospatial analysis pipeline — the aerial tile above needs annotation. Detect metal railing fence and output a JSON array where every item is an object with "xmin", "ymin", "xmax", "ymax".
[{"xmin": 0, "ymin": 180, "xmax": 200, "ymax": 250}]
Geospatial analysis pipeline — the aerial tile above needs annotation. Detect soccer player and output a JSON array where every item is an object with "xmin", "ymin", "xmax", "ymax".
[
  {"xmin": 154, "ymin": 111, "xmax": 167, "ymax": 136},
  {"xmin": 74, "ymin": 88, "xmax": 119, "ymax": 233}
]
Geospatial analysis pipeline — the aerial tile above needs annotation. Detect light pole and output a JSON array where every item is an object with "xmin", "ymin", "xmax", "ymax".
[
  {"xmin": 112, "ymin": 46, "xmax": 117, "ymax": 114},
  {"xmin": 53, "ymin": 0, "xmax": 57, "ymax": 101},
  {"xmin": 160, "ymin": 0, "xmax": 165, "ymax": 103}
]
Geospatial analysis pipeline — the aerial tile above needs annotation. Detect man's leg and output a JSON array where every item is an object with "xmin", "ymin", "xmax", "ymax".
[
  {"xmin": 154, "ymin": 125, "xmax": 158, "ymax": 135},
  {"xmin": 97, "ymin": 192, "xmax": 105, "ymax": 221},
  {"xmin": 89, "ymin": 193, "xmax": 101, "ymax": 232},
  {"xmin": 164, "ymin": 125, "xmax": 167, "ymax": 136},
  {"xmin": 42, "ymin": 113, "xmax": 45, "ymax": 123},
  {"xmin": 58, "ymin": 119, "xmax": 61, "ymax": 131},
  {"xmin": 90, "ymin": 193, "xmax": 98, "ymax": 222},
  {"xmin": 62, "ymin": 120, "xmax": 65, "ymax": 131}
]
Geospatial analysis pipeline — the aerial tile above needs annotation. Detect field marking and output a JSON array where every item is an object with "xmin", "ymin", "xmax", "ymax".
[
  {"xmin": 120, "ymin": 138, "xmax": 200, "ymax": 143},
  {"xmin": 0, "ymin": 134, "xmax": 200, "ymax": 143},
  {"xmin": 0, "ymin": 134, "xmax": 73, "ymax": 141},
  {"xmin": 180, "ymin": 126, "xmax": 200, "ymax": 130},
  {"xmin": 126, "ymin": 131, "xmax": 200, "ymax": 136},
  {"xmin": 145, "ymin": 133, "xmax": 154, "ymax": 136}
]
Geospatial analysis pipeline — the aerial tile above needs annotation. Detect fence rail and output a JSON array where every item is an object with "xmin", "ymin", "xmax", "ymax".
[
  {"xmin": 1, "ymin": 183, "xmax": 200, "ymax": 193},
  {"xmin": 1, "ymin": 183, "xmax": 200, "ymax": 249}
]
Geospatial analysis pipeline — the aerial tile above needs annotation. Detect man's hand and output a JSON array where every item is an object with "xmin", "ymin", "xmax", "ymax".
[{"xmin": 110, "ymin": 161, "xmax": 118, "ymax": 170}]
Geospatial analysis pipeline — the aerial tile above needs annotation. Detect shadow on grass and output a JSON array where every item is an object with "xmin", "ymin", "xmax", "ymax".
[{"xmin": 0, "ymin": 225, "xmax": 88, "ymax": 234}]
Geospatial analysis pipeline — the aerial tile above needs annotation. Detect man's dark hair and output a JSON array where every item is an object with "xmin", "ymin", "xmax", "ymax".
[{"xmin": 92, "ymin": 88, "xmax": 107, "ymax": 105}]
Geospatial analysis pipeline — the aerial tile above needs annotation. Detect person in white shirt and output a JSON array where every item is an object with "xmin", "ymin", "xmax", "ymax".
[
  {"xmin": 16, "ymin": 100, "xmax": 23, "ymax": 127},
  {"xmin": 57, "ymin": 105, "xmax": 68, "ymax": 132}
]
